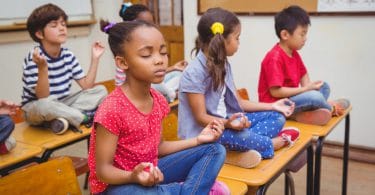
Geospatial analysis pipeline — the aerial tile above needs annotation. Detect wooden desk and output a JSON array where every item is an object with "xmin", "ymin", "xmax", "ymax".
[
  {"xmin": 285, "ymin": 106, "xmax": 352, "ymax": 195},
  {"xmin": 0, "ymin": 142, "xmax": 42, "ymax": 175},
  {"xmin": 219, "ymin": 130, "xmax": 314, "ymax": 195},
  {"xmin": 218, "ymin": 177, "xmax": 248, "ymax": 195},
  {"xmin": 12, "ymin": 122, "xmax": 91, "ymax": 162}
]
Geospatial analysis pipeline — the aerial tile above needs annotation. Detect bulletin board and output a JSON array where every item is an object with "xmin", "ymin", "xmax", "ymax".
[
  {"xmin": 0, "ymin": 0, "xmax": 95, "ymax": 32},
  {"xmin": 198, "ymin": 0, "xmax": 375, "ymax": 15}
]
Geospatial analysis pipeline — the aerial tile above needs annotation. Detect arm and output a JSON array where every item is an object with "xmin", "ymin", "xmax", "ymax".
[
  {"xmin": 166, "ymin": 60, "xmax": 187, "ymax": 73},
  {"xmin": 237, "ymin": 91, "xmax": 295, "ymax": 117},
  {"xmin": 32, "ymin": 48, "xmax": 50, "ymax": 98},
  {"xmin": 0, "ymin": 100, "xmax": 20, "ymax": 115},
  {"xmin": 158, "ymin": 120, "xmax": 223, "ymax": 157},
  {"xmin": 95, "ymin": 124, "xmax": 162, "ymax": 186},
  {"xmin": 76, "ymin": 41, "xmax": 105, "ymax": 89}
]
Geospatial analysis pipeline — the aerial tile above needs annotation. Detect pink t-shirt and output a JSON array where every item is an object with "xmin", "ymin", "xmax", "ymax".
[
  {"xmin": 258, "ymin": 43, "xmax": 307, "ymax": 103},
  {"xmin": 88, "ymin": 87, "xmax": 170, "ymax": 193}
]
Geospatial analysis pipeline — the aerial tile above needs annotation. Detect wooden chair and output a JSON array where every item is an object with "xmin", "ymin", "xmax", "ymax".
[{"xmin": 0, "ymin": 156, "xmax": 81, "ymax": 195}]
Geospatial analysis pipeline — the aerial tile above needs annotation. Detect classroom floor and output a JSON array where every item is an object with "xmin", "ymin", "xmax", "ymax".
[{"xmin": 55, "ymin": 140, "xmax": 375, "ymax": 195}]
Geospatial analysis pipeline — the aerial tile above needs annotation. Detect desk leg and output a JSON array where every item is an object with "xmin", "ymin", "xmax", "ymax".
[
  {"xmin": 314, "ymin": 137, "xmax": 324, "ymax": 195},
  {"xmin": 307, "ymin": 144, "xmax": 314, "ymax": 195},
  {"xmin": 342, "ymin": 114, "xmax": 350, "ymax": 195}
]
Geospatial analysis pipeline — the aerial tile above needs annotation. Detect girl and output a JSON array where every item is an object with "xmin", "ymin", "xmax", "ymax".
[
  {"xmin": 88, "ymin": 20, "xmax": 228, "ymax": 195},
  {"xmin": 116, "ymin": 3, "xmax": 187, "ymax": 103},
  {"xmin": 178, "ymin": 8, "xmax": 298, "ymax": 163}
]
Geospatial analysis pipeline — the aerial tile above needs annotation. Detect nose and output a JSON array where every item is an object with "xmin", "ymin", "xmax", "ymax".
[{"xmin": 154, "ymin": 53, "xmax": 165, "ymax": 65}]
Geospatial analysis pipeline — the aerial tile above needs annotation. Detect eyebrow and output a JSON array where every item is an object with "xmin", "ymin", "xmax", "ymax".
[{"xmin": 138, "ymin": 44, "xmax": 167, "ymax": 52}]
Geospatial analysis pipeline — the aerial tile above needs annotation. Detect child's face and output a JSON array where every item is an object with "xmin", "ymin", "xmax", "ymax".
[
  {"xmin": 224, "ymin": 24, "xmax": 241, "ymax": 56},
  {"xmin": 286, "ymin": 25, "xmax": 308, "ymax": 50},
  {"xmin": 121, "ymin": 26, "xmax": 168, "ymax": 84},
  {"xmin": 38, "ymin": 17, "xmax": 67, "ymax": 45}
]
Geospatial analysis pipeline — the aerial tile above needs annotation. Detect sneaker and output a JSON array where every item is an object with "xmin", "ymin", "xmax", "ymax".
[
  {"xmin": 294, "ymin": 108, "xmax": 332, "ymax": 125},
  {"xmin": 0, "ymin": 136, "xmax": 16, "ymax": 154},
  {"xmin": 278, "ymin": 127, "xmax": 300, "ymax": 147},
  {"xmin": 209, "ymin": 180, "xmax": 230, "ymax": 195},
  {"xmin": 329, "ymin": 98, "xmax": 351, "ymax": 116},
  {"xmin": 50, "ymin": 117, "xmax": 69, "ymax": 135},
  {"xmin": 225, "ymin": 149, "xmax": 262, "ymax": 168}
]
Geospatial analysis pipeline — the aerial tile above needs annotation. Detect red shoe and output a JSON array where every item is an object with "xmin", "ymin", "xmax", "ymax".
[
  {"xmin": 278, "ymin": 127, "xmax": 300, "ymax": 147},
  {"xmin": 209, "ymin": 180, "xmax": 230, "ymax": 195},
  {"xmin": 329, "ymin": 98, "xmax": 351, "ymax": 116},
  {"xmin": 294, "ymin": 108, "xmax": 331, "ymax": 125}
]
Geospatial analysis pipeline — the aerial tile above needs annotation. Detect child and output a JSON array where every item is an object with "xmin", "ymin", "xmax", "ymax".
[
  {"xmin": 116, "ymin": 2, "xmax": 187, "ymax": 102},
  {"xmin": 21, "ymin": 3, "xmax": 107, "ymax": 134},
  {"xmin": 88, "ymin": 20, "xmax": 229, "ymax": 194},
  {"xmin": 0, "ymin": 99, "xmax": 18, "ymax": 154},
  {"xmin": 178, "ymin": 7, "xmax": 298, "ymax": 168},
  {"xmin": 258, "ymin": 5, "xmax": 350, "ymax": 125}
]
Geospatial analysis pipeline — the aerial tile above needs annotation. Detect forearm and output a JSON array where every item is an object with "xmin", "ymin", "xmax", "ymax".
[
  {"xmin": 240, "ymin": 99, "xmax": 274, "ymax": 112},
  {"xmin": 270, "ymin": 86, "xmax": 308, "ymax": 98},
  {"xmin": 81, "ymin": 60, "xmax": 99, "ymax": 89},
  {"xmin": 158, "ymin": 138, "xmax": 199, "ymax": 157},
  {"xmin": 35, "ymin": 68, "xmax": 50, "ymax": 98},
  {"xmin": 96, "ymin": 164, "xmax": 135, "ymax": 185}
]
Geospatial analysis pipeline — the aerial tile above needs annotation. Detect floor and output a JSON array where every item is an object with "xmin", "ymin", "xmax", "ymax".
[{"xmin": 55, "ymin": 140, "xmax": 375, "ymax": 195}]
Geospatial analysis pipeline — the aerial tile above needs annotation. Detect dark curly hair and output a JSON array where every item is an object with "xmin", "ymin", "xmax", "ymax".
[{"xmin": 119, "ymin": 4, "xmax": 151, "ymax": 22}]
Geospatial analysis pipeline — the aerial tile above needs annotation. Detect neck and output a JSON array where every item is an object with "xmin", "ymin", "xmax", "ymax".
[
  {"xmin": 278, "ymin": 41, "xmax": 293, "ymax": 57},
  {"xmin": 41, "ymin": 42, "xmax": 61, "ymax": 58}
]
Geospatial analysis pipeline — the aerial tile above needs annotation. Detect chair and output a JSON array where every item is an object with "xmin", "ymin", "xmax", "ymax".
[{"xmin": 0, "ymin": 156, "xmax": 81, "ymax": 195}]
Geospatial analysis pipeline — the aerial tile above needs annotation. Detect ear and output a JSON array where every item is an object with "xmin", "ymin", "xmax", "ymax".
[
  {"xmin": 115, "ymin": 56, "xmax": 129, "ymax": 71},
  {"xmin": 280, "ymin": 29, "xmax": 290, "ymax": 41},
  {"xmin": 35, "ymin": 30, "xmax": 44, "ymax": 40}
]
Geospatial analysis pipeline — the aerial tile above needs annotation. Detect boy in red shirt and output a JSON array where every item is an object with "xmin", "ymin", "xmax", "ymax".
[{"xmin": 258, "ymin": 5, "xmax": 350, "ymax": 125}]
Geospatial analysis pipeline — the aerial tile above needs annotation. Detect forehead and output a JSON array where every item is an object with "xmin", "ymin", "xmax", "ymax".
[{"xmin": 127, "ymin": 26, "xmax": 165, "ymax": 47}]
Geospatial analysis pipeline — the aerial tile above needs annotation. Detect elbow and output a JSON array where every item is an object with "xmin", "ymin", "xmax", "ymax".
[{"xmin": 269, "ymin": 87, "xmax": 283, "ymax": 98}]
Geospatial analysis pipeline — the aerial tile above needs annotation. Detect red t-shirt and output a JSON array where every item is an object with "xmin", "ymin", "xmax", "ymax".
[
  {"xmin": 88, "ymin": 87, "xmax": 170, "ymax": 193},
  {"xmin": 258, "ymin": 43, "xmax": 307, "ymax": 103}
]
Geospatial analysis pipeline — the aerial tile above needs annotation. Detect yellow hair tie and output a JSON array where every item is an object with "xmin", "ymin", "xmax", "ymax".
[{"xmin": 211, "ymin": 22, "xmax": 224, "ymax": 35}]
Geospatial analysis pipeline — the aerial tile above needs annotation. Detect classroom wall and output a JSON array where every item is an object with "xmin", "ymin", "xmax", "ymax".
[
  {"xmin": 0, "ymin": 0, "xmax": 123, "ymax": 102},
  {"xmin": 183, "ymin": 1, "xmax": 375, "ymax": 148}
]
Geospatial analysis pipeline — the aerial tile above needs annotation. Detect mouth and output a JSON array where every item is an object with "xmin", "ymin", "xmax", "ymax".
[{"xmin": 154, "ymin": 69, "xmax": 166, "ymax": 77}]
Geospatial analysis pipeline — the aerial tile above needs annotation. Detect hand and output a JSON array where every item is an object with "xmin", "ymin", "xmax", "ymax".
[
  {"xmin": 272, "ymin": 98, "xmax": 295, "ymax": 117},
  {"xmin": 307, "ymin": 80, "xmax": 324, "ymax": 91},
  {"xmin": 197, "ymin": 120, "xmax": 224, "ymax": 144},
  {"xmin": 92, "ymin": 41, "xmax": 105, "ymax": 60},
  {"xmin": 172, "ymin": 60, "xmax": 187, "ymax": 71},
  {"xmin": 131, "ymin": 162, "xmax": 163, "ymax": 186},
  {"xmin": 32, "ymin": 47, "xmax": 47, "ymax": 70},
  {"xmin": 226, "ymin": 112, "xmax": 251, "ymax": 131},
  {"xmin": 0, "ymin": 99, "xmax": 20, "ymax": 115}
]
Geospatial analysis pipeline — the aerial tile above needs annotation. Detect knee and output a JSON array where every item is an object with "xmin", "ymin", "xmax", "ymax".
[
  {"xmin": 306, "ymin": 91, "xmax": 326, "ymax": 103},
  {"xmin": 92, "ymin": 85, "xmax": 108, "ymax": 96},
  {"xmin": 0, "ymin": 116, "xmax": 15, "ymax": 132},
  {"xmin": 271, "ymin": 111, "xmax": 286, "ymax": 125},
  {"xmin": 210, "ymin": 143, "xmax": 226, "ymax": 161}
]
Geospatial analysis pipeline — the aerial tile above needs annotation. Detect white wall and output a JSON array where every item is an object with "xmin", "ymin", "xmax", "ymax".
[
  {"xmin": 0, "ymin": 0, "xmax": 123, "ymax": 101},
  {"xmin": 183, "ymin": 1, "xmax": 375, "ymax": 148}
]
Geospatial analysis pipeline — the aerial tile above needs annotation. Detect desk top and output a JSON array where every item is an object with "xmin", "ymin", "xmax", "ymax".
[
  {"xmin": 0, "ymin": 142, "xmax": 42, "ymax": 169},
  {"xmin": 218, "ymin": 130, "xmax": 313, "ymax": 186},
  {"xmin": 285, "ymin": 106, "xmax": 352, "ymax": 137},
  {"xmin": 12, "ymin": 122, "xmax": 91, "ymax": 149}
]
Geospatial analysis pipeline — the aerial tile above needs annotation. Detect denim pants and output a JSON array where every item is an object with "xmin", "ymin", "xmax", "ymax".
[
  {"xmin": 218, "ymin": 111, "xmax": 285, "ymax": 159},
  {"xmin": 102, "ymin": 143, "xmax": 226, "ymax": 195},
  {"xmin": 0, "ymin": 115, "xmax": 14, "ymax": 143},
  {"xmin": 289, "ymin": 82, "xmax": 332, "ymax": 114}
]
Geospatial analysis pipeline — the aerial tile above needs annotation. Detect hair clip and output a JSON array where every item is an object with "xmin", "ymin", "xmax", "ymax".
[
  {"xmin": 210, "ymin": 22, "xmax": 224, "ymax": 35},
  {"xmin": 121, "ymin": 2, "xmax": 133, "ymax": 15},
  {"xmin": 104, "ymin": 22, "xmax": 116, "ymax": 33}
]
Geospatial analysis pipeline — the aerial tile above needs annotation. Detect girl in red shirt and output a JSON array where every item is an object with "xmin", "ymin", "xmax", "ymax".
[{"xmin": 88, "ymin": 20, "xmax": 228, "ymax": 195}]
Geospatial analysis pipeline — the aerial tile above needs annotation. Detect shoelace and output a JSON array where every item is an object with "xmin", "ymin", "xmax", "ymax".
[{"xmin": 281, "ymin": 134, "xmax": 295, "ymax": 147}]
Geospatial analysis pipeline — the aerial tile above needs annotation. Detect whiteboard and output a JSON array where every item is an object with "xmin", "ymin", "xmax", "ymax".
[
  {"xmin": 318, "ymin": 0, "xmax": 375, "ymax": 12},
  {"xmin": 0, "ymin": 0, "xmax": 93, "ymax": 26}
]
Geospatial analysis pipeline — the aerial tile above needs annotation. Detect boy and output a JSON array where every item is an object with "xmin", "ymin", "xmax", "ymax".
[
  {"xmin": 21, "ymin": 3, "xmax": 107, "ymax": 134},
  {"xmin": 0, "ymin": 99, "xmax": 18, "ymax": 154},
  {"xmin": 258, "ymin": 5, "xmax": 350, "ymax": 125}
]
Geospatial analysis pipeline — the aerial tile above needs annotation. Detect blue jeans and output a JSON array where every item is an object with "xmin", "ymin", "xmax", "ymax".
[
  {"xmin": 218, "ymin": 111, "xmax": 285, "ymax": 159},
  {"xmin": 289, "ymin": 82, "xmax": 332, "ymax": 114},
  {"xmin": 102, "ymin": 143, "xmax": 226, "ymax": 195},
  {"xmin": 0, "ymin": 115, "xmax": 14, "ymax": 143}
]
